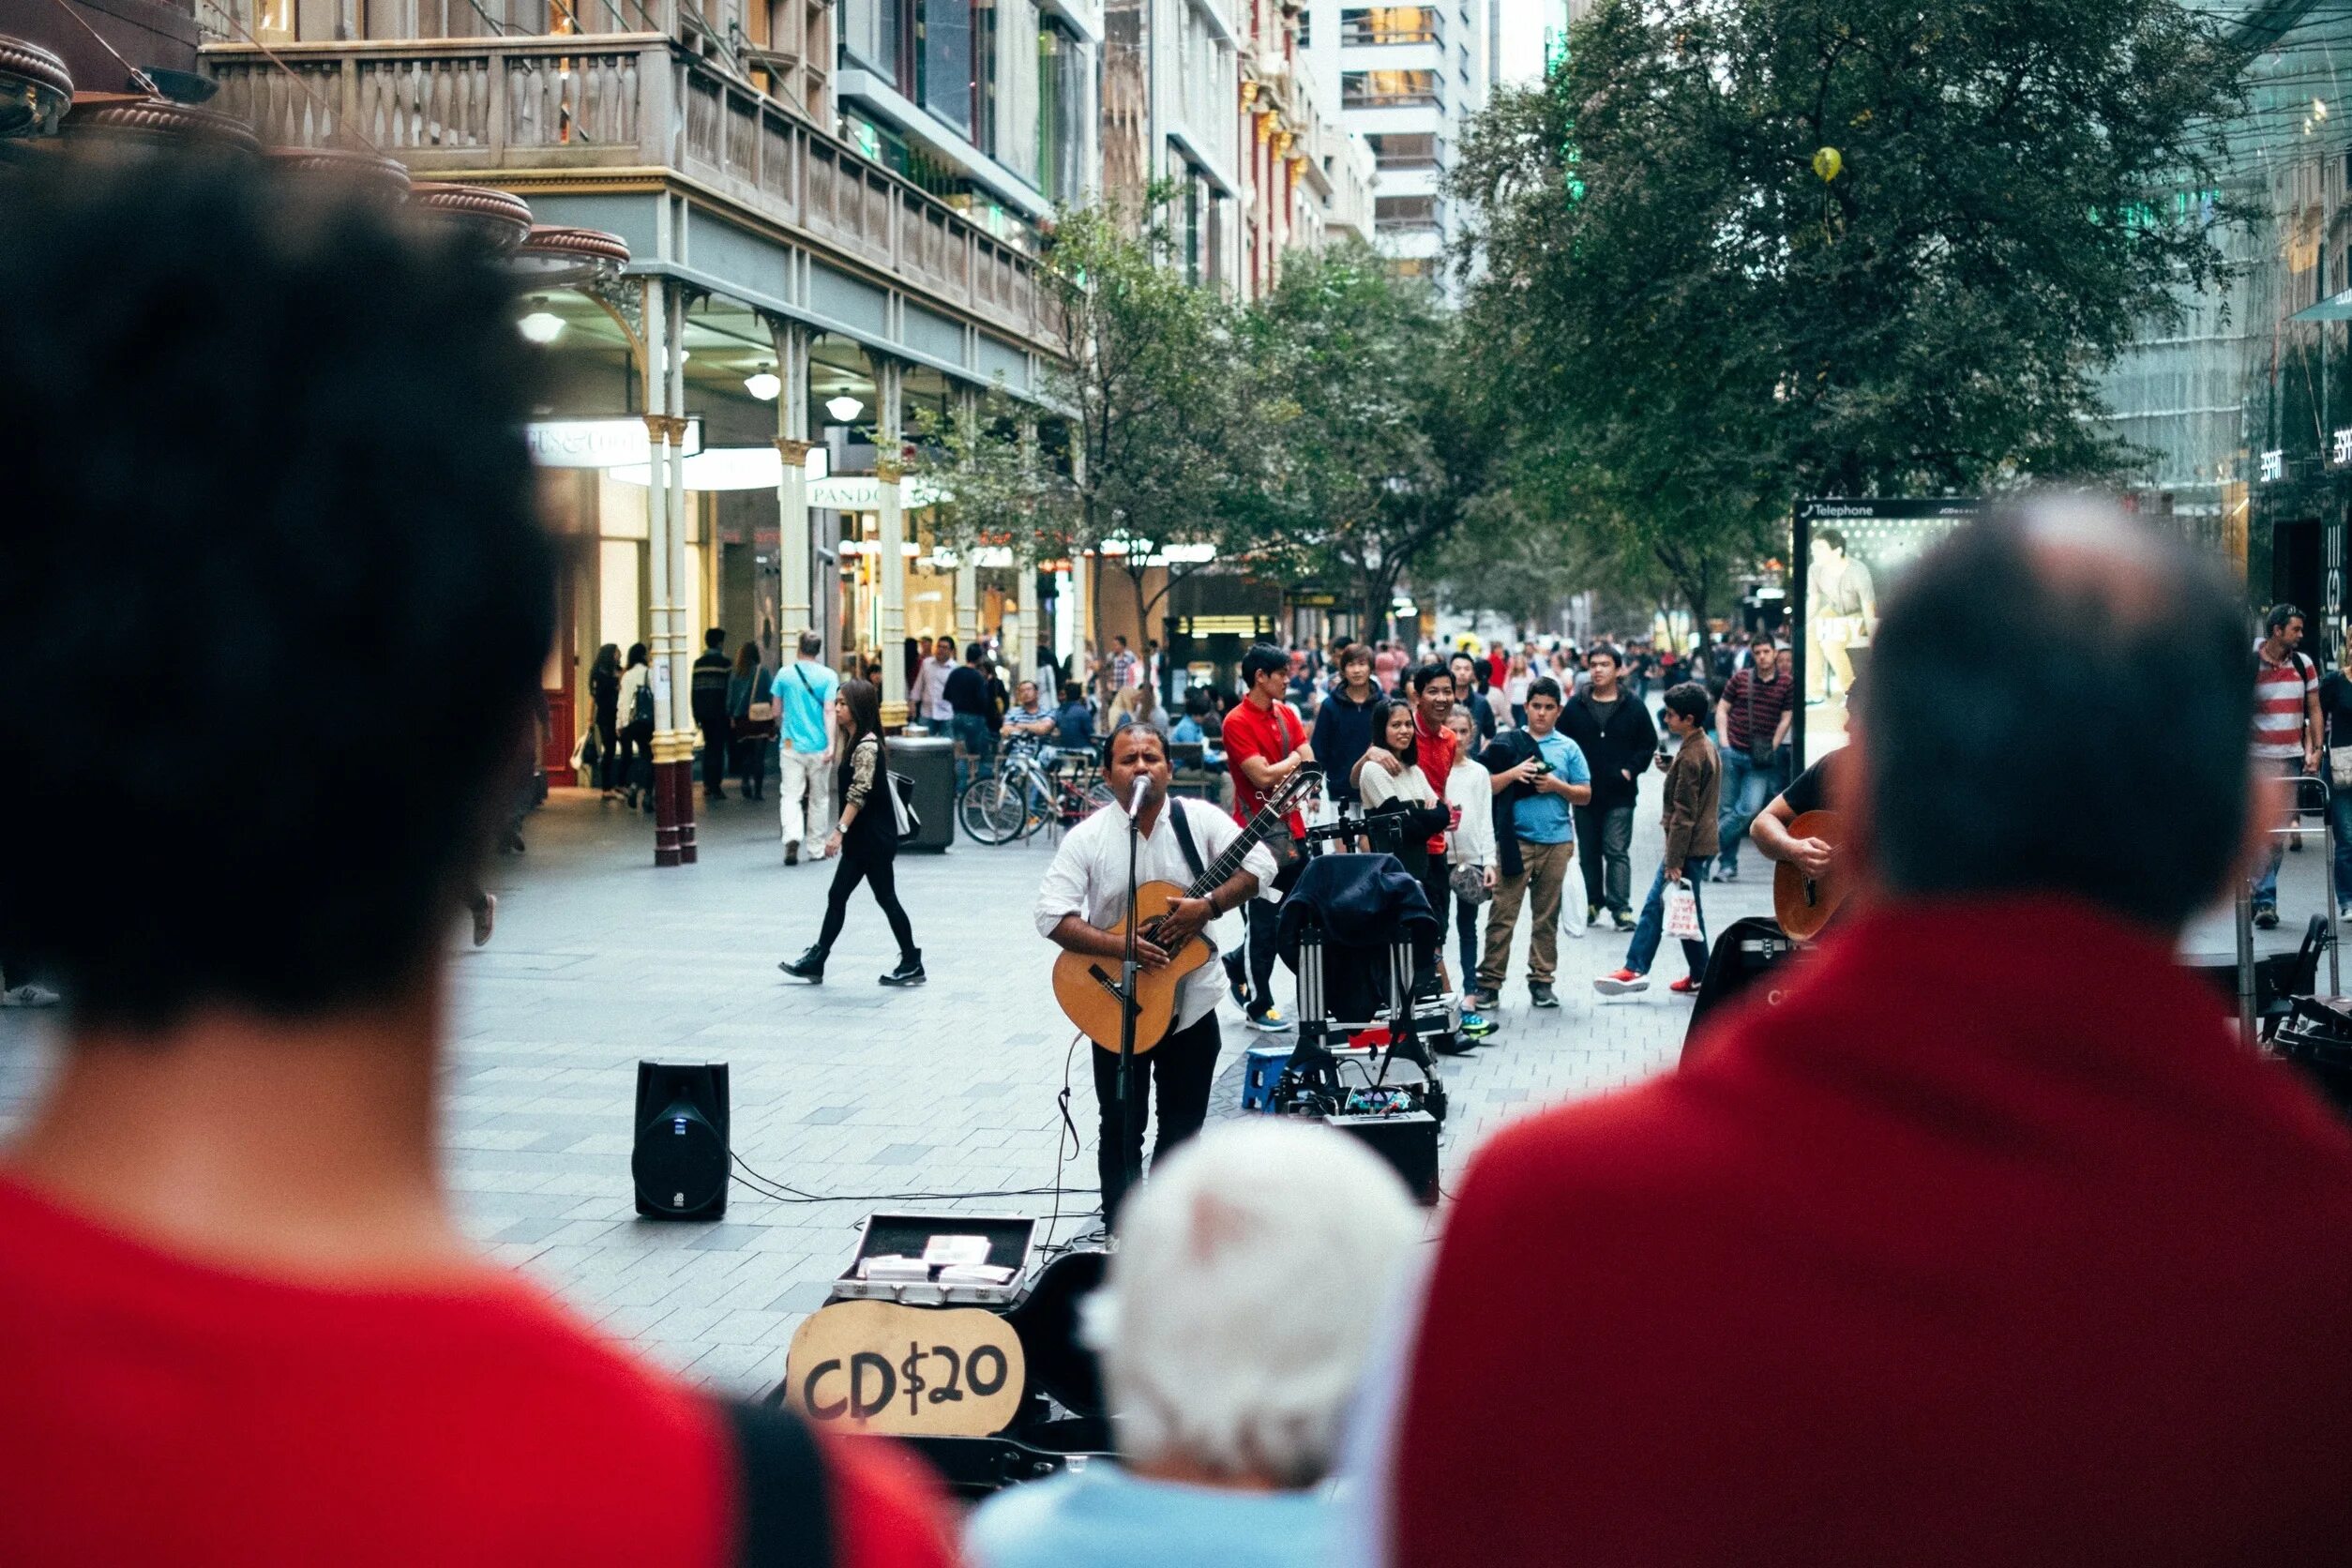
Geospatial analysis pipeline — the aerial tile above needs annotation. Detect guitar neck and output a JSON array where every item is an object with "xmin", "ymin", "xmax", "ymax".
[{"xmin": 1186, "ymin": 792, "xmax": 1293, "ymax": 898}]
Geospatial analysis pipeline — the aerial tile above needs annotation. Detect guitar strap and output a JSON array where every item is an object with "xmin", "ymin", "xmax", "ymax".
[{"xmin": 1166, "ymin": 801, "xmax": 1218, "ymax": 959}]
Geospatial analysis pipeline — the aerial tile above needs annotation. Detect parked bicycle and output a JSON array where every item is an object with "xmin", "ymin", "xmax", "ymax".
[{"xmin": 957, "ymin": 739, "xmax": 1117, "ymax": 844}]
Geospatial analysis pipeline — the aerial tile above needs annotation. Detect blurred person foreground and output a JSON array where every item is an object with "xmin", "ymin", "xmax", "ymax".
[{"xmin": 0, "ymin": 148, "xmax": 953, "ymax": 1567}]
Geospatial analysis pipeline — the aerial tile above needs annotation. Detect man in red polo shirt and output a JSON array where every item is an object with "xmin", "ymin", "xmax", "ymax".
[
  {"xmin": 0, "ymin": 152, "xmax": 954, "ymax": 1568},
  {"xmin": 1221, "ymin": 643, "xmax": 1315, "ymax": 1032},
  {"xmin": 1385, "ymin": 504, "xmax": 2352, "ymax": 1565}
]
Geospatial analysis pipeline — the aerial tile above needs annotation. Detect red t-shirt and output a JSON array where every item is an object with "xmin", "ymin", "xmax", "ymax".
[
  {"xmin": 0, "ymin": 1176, "xmax": 957, "ymax": 1568},
  {"xmin": 1222, "ymin": 696, "xmax": 1308, "ymax": 838},
  {"xmin": 1412, "ymin": 712, "xmax": 1457, "ymax": 852}
]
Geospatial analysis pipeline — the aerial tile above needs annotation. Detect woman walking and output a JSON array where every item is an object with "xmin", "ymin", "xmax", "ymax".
[
  {"xmin": 727, "ymin": 641, "xmax": 773, "ymax": 802},
  {"xmin": 588, "ymin": 642, "xmax": 622, "ymax": 800},
  {"xmin": 615, "ymin": 642, "xmax": 655, "ymax": 812},
  {"xmin": 777, "ymin": 679, "xmax": 924, "ymax": 988}
]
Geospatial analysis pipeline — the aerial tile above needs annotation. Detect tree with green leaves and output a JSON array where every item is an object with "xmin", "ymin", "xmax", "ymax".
[
  {"xmin": 1452, "ymin": 0, "xmax": 2250, "ymax": 623},
  {"xmin": 1237, "ymin": 243, "xmax": 1493, "ymax": 630},
  {"xmin": 915, "ymin": 189, "xmax": 1258, "ymax": 678}
]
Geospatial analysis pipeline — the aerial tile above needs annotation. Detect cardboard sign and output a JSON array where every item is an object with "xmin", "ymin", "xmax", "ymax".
[{"xmin": 782, "ymin": 1301, "xmax": 1026, "ymax": 1439}]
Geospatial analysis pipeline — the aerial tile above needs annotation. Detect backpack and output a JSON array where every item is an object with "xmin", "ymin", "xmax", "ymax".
[{"xmin": 630, "ymin": 672, "xmax": 655, "ymax": 728}]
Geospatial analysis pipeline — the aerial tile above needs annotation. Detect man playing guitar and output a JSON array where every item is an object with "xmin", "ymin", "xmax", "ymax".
[{"xmin": 1034, "ymin": 726, "xmax": 1276, "ymax": 1221}]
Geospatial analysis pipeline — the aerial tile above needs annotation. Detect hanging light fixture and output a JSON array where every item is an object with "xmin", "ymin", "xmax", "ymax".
[
  {"xmin": 518, "ymin": 297, "xmax": 565, "ymax": 344},
  {"xmin": 744, "ymin": 365, "xmax": 782, "ymax": 401},
  {"xmin": 825, "ymin": 394, "xmax": 865, "ymax": 423}
]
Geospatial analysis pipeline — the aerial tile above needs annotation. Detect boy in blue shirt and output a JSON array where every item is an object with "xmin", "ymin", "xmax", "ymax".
[{"xmin": 1469, "ymin": 678, "xmax": 1592, "ymax": 1011}]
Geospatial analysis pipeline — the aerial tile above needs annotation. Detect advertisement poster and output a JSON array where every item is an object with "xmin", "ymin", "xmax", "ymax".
[{"xmin": 1792, "ymin": 498, "xmax": 1986, "ymax": 764}]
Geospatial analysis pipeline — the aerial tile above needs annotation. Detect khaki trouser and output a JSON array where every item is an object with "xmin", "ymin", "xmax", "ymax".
[
  {"xmin": 777, "ymin": 745, "xmax": 835, "ymax": 854},
  {"xmin": 1479, "ymin": 838, "xmax": 1576, "ymax": 988}
]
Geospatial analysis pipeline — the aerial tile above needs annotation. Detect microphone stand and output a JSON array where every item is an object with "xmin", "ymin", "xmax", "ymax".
[{"xmin": 1114, "ymin": 780, "xmax": 1149, "ymax": 1206}]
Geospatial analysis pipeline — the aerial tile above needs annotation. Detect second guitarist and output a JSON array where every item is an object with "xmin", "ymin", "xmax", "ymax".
[{"xmin": 1035, "ymin": 726, "xmax": 1277, "ymax": 1221}]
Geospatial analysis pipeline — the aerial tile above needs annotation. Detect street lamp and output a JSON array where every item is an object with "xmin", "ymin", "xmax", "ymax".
[
  {"xmin": 518, "ymin": 298, "xmax": 565, "ymax": 344},
  {"xmin": 824, "ymin": 394, "xmax": 865, "ymax": 423}
]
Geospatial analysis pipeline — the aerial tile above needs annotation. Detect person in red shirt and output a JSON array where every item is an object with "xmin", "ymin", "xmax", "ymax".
[
  {"xmin": 1384, "ymin": 504, "xmax": 2352, "ymax": 1565},
  {"xmin": 1221, "ymin": 644, "xmax": 1316, "ymax": 1032},
  {"xmin": 0, "ymin": 151, "xmax": 955, "ymax": 1568}
]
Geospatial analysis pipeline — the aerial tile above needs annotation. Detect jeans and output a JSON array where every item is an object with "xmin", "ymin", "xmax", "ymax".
[
  {"xmin": 2253, "ymin": 756, "xmax": 2307, "ymax": 909},
  {"xmin": 1625, "ymin": 857, "xmax": 1713, "ymax": 978},
  {"xmin": 1455, "ymin": 889, "xmax": 1482, "ymax": 991},
  {"xmin": 1479, "ymin": 838, "xmax": 1576, "ymax": 989},
  {"xmin": 1574, "ymin": 803, "xmax": 1635, "ymax": 917},
  {"xmin": 777, "ymin": 746, "xmax": 834, "ymax": 853},
  {"xmin": 1714, "ymin": 748, "xmax": 1780, "ymax": 875},
  {"xmin": 1092, "ymin": 1011, "xmax": 1220, "ymax": 1223},
  {"xmin": 952, "ymin": 713, "xmax": 993, "ymax": 792},
  {"xmin": 699, "ymin": 716, "xmax": 731, "ymax": 795},
  {"xmin": 1233, "ymin": 849, "xmax": 1306, "ymax": 1017}
]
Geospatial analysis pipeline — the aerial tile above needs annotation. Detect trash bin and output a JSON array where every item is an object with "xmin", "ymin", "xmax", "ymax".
[{"xmin": 890, "ymin": 733, "xmax": 957, "ymax": 852}]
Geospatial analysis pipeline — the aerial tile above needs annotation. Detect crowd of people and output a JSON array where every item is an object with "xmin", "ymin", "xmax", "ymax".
[{"xmin": 9, "ymin": 150, "xmax": 2352, "ymax": 1568}]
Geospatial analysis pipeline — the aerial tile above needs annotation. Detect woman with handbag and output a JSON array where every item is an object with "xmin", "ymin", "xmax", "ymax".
[
  {"xmin": 1444, "ymin": 704, "xmax": 1500, "ymax": 1038},
  {"xmin": 777, "ymin": 679, "xmax": 924, "ymax": 988},
  {"xmin": 615, "ymin": 642, "xmax": 656, "ymax": 812},
  {"xmin": 588, "ymin": 642, "xmax": 622, "ymax": 800},
  {"xmin": 727, "ymin": 641, "xmax": 776, "ymax": 803}
]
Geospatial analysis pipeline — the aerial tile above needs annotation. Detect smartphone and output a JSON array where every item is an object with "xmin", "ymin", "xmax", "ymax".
[{"xmin": 1530, "ymin": 760, "xmax": 1552, "ymax": 776}]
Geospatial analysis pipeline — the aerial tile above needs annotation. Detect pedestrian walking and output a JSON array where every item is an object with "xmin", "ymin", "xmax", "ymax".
[
  {"xmin": 1504, "ymin": 650, "xmax": 1532, "ymax": 726},
  {"xmin": 1711, "ymin": 640, "xmax": 1796, "ymax": 881},
  {"xmin": 1444, "ymin": 703, "xmax": 1500, "ymax": 1037},
  {"xmin": 913, "ymin": 634, "xmax": 957, "ymax": 731},
  {"xmin": 777, "ymin": 679, "xmax": 923, "ymax": 987},
  {"xmin": 614, "ymin": 641, "xmax": 655, "ymax": 811},
  {"xmin": 1558, "ymin": 645, "xmax": 1656, "ymax": 931},
  {"xmin": 1596, "ymin": 682, "xmax": 1719, "ymax": 997},
  {"xmin": 2252, "ymin": 603, "xmax": 2322, "ymax": 928},
  {"xmin": 587, "ymin": 642, "xmax": 622, "ymax": 800},
  {"xmin": 1449, "ymin": 653, "xmax": 1498, "ymax": 744},
  {"xmin": 690, "ymin": 626, "xmax": 733, "ymax": 801},
  {"xmin": 1467, "ymin": 677, "xmax": 1591, "ymax": 1012},
  {"xmin": 944, "ymin": 641, "xmax": 994, "ymax": 790},
  {"xmin": 726, "ymin": 641, "xmax": 774, "ymax": 803},
  {"xmin": 773, "ymin": 629, "xmax": 839, "ymax": 866}
]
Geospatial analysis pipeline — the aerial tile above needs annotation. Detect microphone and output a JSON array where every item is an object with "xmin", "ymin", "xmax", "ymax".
[{"xmin": 1127, "ymin": 774, "xmax": 1151, "ymax": 818}]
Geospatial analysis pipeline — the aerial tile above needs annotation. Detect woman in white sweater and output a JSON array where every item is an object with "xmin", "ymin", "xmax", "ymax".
[{"xmin": 1444, "ymin": 704, "xmax": 1500, "ymax": 1032}]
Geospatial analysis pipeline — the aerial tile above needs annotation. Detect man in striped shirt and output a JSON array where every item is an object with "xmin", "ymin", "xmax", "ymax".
[{"xmin": 2252, "ymin": 603, "xmax": 2323, "ymax": 928}]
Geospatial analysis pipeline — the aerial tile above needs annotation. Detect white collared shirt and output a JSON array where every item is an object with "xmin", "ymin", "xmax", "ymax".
[{"xmin": 1034, "ymin": 795, "xmax": 1279, "ymax": 1034}]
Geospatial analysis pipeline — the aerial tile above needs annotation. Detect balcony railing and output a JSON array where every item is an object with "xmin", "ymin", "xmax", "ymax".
[{"xmin": 203, "ymin": 34, "xmax": 1057, "ymax": 351}]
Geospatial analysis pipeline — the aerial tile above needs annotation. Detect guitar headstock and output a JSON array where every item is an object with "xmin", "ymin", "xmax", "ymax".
[{"xmin": 1267, "ymin": 765, "xmax": 1323, "ymax": 816}]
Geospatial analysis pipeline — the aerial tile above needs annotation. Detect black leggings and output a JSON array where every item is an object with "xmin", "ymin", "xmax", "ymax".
[{"xmin": 815, "ymin": 838, "xmax": 915, "ymax": 958}]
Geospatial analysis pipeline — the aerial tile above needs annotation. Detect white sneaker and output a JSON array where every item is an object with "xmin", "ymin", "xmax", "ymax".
[{"xmin": 1, "ymin": 981, "xmax": 59, "ymax": 1008}]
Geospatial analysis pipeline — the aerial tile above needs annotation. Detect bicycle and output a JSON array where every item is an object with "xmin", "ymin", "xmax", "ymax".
[{"xmin": 957, "ymin": 740, "xmax": 1116, "ymax": 844}]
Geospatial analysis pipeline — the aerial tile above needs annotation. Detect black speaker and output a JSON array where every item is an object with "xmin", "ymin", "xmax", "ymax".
[
  {"xmin": 633, "ymin": 1061, "xmax": 731, "ymax": 1219},
  {"xmin": 1324, "ymin": 1110, "xmax": 1440, "ymax": 1206}
]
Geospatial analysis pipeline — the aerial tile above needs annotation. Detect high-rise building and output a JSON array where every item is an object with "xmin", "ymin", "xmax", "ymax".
[
  {"xmin": 1300, "ymin": 0, "xmax": 1488, "ymax": 291},
  {"xmin": 1101, "ymin": 0, "xmax": 1244, "ymax": 288}
]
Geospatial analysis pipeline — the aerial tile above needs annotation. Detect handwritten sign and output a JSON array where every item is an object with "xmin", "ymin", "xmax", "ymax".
[{"xmin": 782, "ymin": 1301, "xmax": 1026, "ymax": 1439}]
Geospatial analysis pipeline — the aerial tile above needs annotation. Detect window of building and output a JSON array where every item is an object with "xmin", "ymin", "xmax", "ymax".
[
  {"xmin": 922, "ymin": 0, "xmax": 975, "ymax": 136},
  {"xmin": 1375, "ymin": 193, "xmax": 1440, "ymax": 231},
  {"xmin": 1365, "ymin": 131, "xmax": 1441, "ymax": 170},
  {"xmin": 1037, "ymin": 19, "xmax": 1088, "ymax": 203},
  {"xmin": 1339, "ymin": 6, "xmax": 1440, "ymax": 45},
  {"xmin": 1296, "ymin": 7, "xmax": 1308, "ymax": 43},
  {"xmin": 1342, "ymin": 68, "xmax": 1440, "ymax": 108}
]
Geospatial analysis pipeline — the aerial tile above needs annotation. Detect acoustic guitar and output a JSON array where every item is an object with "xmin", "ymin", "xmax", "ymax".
[
  {"xmin": 1053, "ymin": 767, "xmax": 1322, "ymax": 1054},
  {"xmin": 1772, "ymin": 810, "xmax": 1849, "ymax": 941}
]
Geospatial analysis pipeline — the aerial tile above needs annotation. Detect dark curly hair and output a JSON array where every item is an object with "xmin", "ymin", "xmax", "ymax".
[{"xmin": 0, "ymin": 147, "xmax": 553, "ymax": 1029}]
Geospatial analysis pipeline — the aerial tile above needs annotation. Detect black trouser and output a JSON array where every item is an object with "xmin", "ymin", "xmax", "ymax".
[
  {"xmin": 595, "ymin": 707, "xmax": 618, "ymax": 791},
  {"xmin": 1091, "ymin": 1010, "xmax": 1220, "ymax": 1223},
  {"xmin": 700, "ymin": 716, "xmax": 730, "ymax": 794},
  {"xmin": 1236, "ymin": 849, "xmax": 1306, "ymax": 1017},
  {"xmin": 1575, "ymin": 802, "xmax": 1636, "ymax": 917},
  {"xmin": 734, "ymin": 729, "xmax": 769, "ymax": 789},
  {"xmin": 813, "ymin": 836, "xmax": 915, "ymax": 959}
]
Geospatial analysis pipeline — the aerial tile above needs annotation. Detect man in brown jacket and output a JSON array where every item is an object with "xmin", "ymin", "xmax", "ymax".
[{"xmin": 1596, "ymin": 681, "xmax": 1720, "ymax": 996}]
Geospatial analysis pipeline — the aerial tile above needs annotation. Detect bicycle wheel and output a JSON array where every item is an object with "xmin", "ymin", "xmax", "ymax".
[
  {"xmin": 957, "ymin": 772, "xmax": 1031, "ymax": 845},
  {"xmin": 1078, "ymin": 779, "xmax": 1119, "ymax": 819}
]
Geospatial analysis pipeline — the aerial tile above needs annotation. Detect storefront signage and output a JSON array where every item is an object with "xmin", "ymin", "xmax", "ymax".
[
  {"xmin": 2262, "ymin": 448, "xmax": 2285, "ymax": 483},
  {"xmin": 525, "ymin": 417, "xmax": 702, "ymax": 469},
  {"xmin": 2332, "ymin": 430, "xmax": 2352, "ymax": 467},
  {"xmin": 808, "ymin": 475, "xmax": 952, "ymax": 511}
]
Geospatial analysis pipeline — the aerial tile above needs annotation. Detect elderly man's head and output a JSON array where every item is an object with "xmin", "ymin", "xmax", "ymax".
[
  {"xmin": 1083, "ymin": 1121, "xmax": 1421, "ymax": 1488},
  {"xmin": 1856, "ymin": 500, "xmax": 2251, "ymax": 934}
]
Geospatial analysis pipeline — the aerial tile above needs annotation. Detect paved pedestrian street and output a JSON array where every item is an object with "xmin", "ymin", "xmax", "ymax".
[{"xmin": 0, "ymin": 787, "xmax": 2327, "ymax": 1397}]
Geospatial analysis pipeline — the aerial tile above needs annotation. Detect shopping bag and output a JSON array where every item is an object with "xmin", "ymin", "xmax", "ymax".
[{"xmin": 1663, "ymin": 882, "xmax": 1703, "ymax": 942}]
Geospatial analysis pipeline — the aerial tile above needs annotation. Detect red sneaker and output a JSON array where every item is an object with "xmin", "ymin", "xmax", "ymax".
[
  {"xmin": 1668, "ymin": 976, "xmax": 1699, "ymax": 996},
  {"xmin": 1593, "ymin": 968, "xmax": 1649, "ymax": 996}
]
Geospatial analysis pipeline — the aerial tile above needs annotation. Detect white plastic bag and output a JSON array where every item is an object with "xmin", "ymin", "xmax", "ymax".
[{"xmin": 1663, "ymin": 882, "xmax": 1703, "ymax": 942}]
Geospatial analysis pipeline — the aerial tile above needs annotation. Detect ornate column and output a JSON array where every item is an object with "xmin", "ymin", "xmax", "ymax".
[
  {"xmin": 1016, "ymin": 415, "xmax": 1041, "ymax": 683},
  {"xmin": 769, "ymin": 317, "xmax": 817, "ymax": 651},
  {"xmin": 876, "ymin": 357, "xmax": 909, "ymax": 729},
  {"xmin": 643, "ymin": 278, "xmax": 696, "ymax": 867}
]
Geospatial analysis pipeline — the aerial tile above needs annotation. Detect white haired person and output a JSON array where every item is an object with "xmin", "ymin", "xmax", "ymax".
[{"xmin": 966, "ymin": 1121, "xmax": 1422, "ymax": 1568}]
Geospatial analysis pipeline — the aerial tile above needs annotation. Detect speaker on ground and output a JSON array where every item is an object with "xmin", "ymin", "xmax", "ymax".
[{"xmin": 632, "ymin": 1061, "xmax": 731, "ymax": 1219}]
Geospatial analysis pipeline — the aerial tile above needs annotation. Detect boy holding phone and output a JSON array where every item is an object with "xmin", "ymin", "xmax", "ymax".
[{"xmin": 1469, "ymin": 678, "xmax": 1592, "ymax": 1012}]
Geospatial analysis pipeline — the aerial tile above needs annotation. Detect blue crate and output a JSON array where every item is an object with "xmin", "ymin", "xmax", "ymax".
[{"xmin": 1240, "ymin": 1045, "xmax": 1291, "ymax": 1113}]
